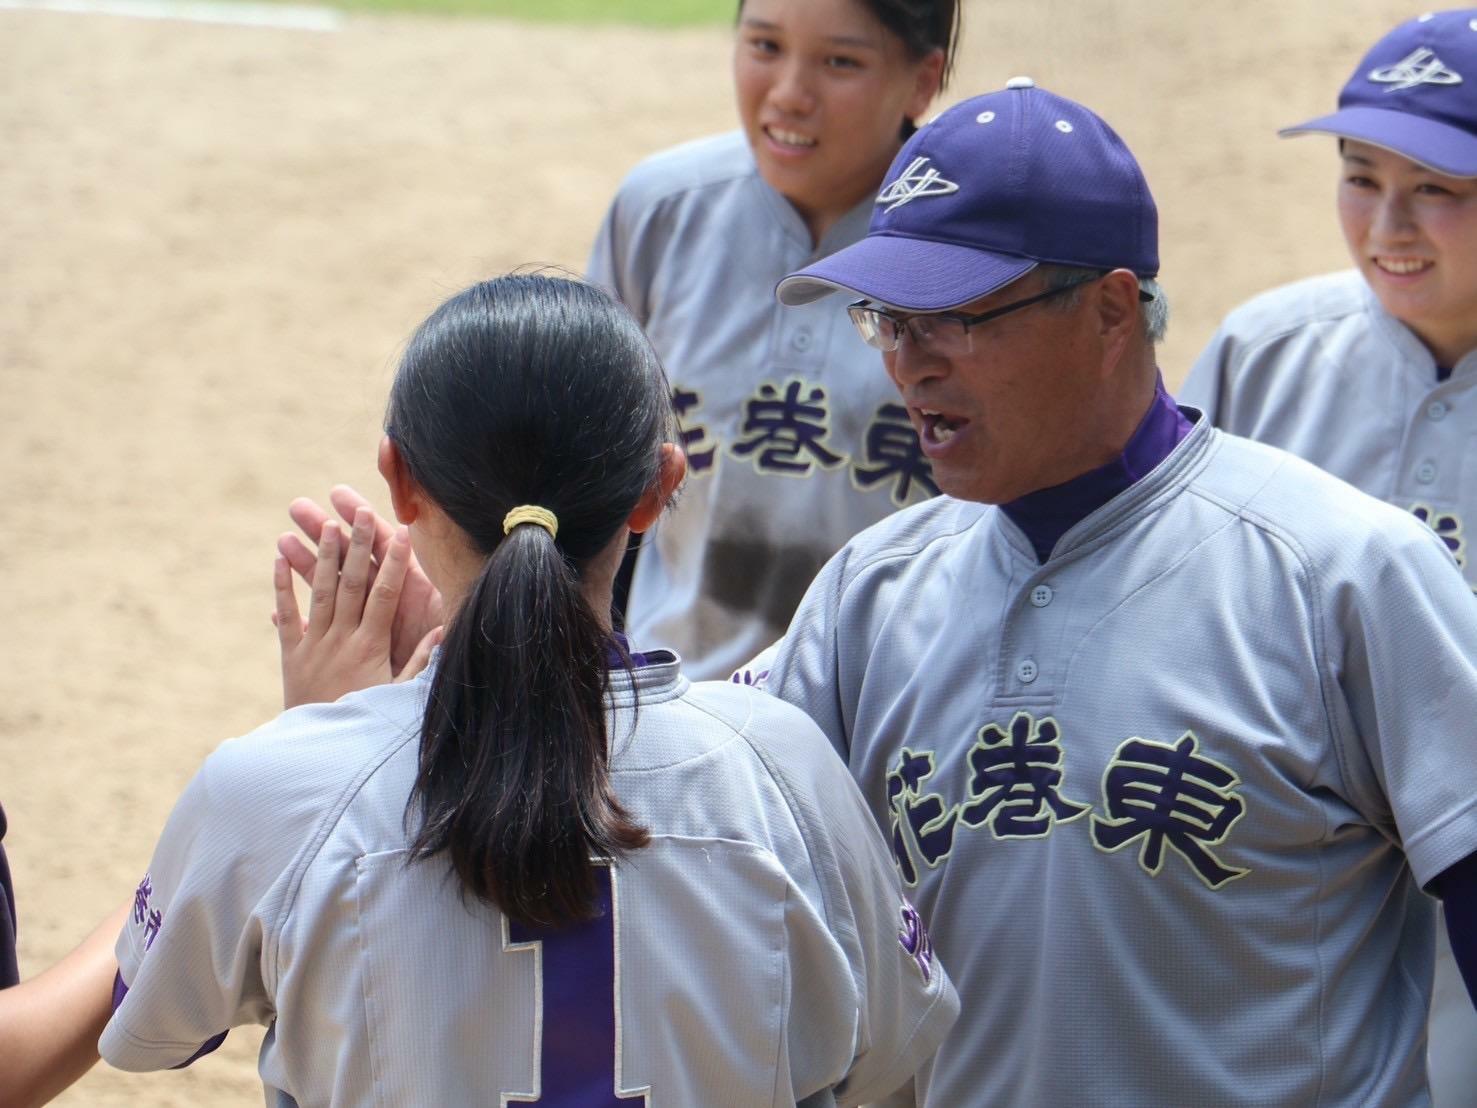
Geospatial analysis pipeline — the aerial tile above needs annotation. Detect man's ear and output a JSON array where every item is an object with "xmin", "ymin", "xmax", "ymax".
[
  {"xmin": 377, "ymin": 436, "xmax": 423, "ymax": 525},
  {"xmin": 1092, "ymin": 269, "xmax": 1144, "ymax": 370},
  {"xmin": 627, "ymin": 443, "xmax": 687, "ymax": 535}
]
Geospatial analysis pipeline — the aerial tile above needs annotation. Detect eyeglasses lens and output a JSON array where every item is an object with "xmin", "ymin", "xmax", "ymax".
[{"xmin": 850, "ymin": 307, "xmax": 972, "ymax": 356}]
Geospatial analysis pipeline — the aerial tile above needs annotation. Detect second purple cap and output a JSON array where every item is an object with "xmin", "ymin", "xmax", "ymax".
[
  {"xmin": 1280, "ymin": 9, "xmax": 1477, "ymax": 177},
  {"xmin": 777, "ymin": 79, "xmax": 1159, "ymax": 312}
]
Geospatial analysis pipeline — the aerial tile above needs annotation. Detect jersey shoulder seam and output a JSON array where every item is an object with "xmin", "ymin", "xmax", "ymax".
[
  {"xmin": 699, "ymin": 688, "xmax": 851, "ymax": 943},
  {"xmin": 257, "ymin": 703, "xmax": 422, "ymax": 990},
  {"xmin": 1183, "ymin": 478, "xmax": 1349, "ymax": 806}
]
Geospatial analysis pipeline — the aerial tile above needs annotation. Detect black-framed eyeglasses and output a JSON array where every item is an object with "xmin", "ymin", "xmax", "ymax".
[{"xmin": 847, "ymin": 274, "xmax": 1154, "ymax": 356}]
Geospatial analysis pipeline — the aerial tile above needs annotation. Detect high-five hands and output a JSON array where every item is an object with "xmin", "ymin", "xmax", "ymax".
[{"xmin": 275, "ymin": 503, "xmax": 442, "ymax": 709}]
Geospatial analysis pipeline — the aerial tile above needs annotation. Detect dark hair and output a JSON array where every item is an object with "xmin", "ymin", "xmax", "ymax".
[
  {"xmin": 857, "ymin": 0, "xmax": 961, "ymax": 87},
  {"xmin": 737, "ymin": 0, "xmax": 961, "ymax": 86},
  {"xmin": 387, "ymin": 274, "xmax": 670, "ymax": 928}
]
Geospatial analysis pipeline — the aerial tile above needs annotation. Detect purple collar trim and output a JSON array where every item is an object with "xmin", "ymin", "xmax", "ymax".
[
  {"xmin": 1002, "ymin": 375, "xmax": 1193, "ymax": 563},
  {"xmin": 606, "ymin": 632, "xmax": 652, "ymax": 670}
]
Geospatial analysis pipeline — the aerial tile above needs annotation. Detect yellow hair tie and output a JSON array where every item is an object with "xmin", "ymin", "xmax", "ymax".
[{"xmin": 502, "ymin": 505, "xmax": 558, "ymax": 539}]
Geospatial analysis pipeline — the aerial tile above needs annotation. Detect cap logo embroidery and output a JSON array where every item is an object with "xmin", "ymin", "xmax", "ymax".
[
  {"xmin": 1369, "ymin": 47, "xmax": 1463, "ymax": 91},
  {"xmin": 877, "ymin": 156, "xmax": 960, "ymax": 212}
]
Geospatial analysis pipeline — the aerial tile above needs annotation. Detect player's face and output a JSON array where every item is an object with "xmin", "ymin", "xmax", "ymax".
[
  {"xmin": 1338, "ymin": 140, "xmax": 1477, "ymax": 366},
  {"xmin": 733, "ymin": 0, "xmax": 942, "ymax": 244},
  {"xmin": 881, "ymin": 275, "xmax": 1113, "ymax": 505}
]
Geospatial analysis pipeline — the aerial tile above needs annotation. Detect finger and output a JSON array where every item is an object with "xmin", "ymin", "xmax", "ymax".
[
  {"xmin": 330, "ymin": 485, "xmax": 396, "ymax": 564},
  {"xmin": 334, "ymin": 507, "xmax": 376, "ymax": 627},
  {"xmin": 288, "ymin": 497, "xmax": 332, "ymax": 543},
  {"xmin": 278, "ymin": 532, "xmax": 319, "ymax": 587},
  {"xmin": 274, "ymin": 555, "xmax": 303, "ymax": 649},
  {"xmin": 363, "ymin": 526, "xmax": 412, "ymax": 640},
  {"xmin": 395, "ymin": 625, "xmax": 443, "ymax": 683},
  {"xmin": 307, "ymin": 523, "xmax": 339, "ymax": 638}
]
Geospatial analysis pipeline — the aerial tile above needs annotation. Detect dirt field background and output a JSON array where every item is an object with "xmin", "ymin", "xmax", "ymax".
[{"xmin": 1, "ymin": 0, "xmax": 1417, "ymax": 1101}]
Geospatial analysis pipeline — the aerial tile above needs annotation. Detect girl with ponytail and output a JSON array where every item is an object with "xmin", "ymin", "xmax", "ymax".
[{"xmin": 97, "ymin": 274, "xmax": 957, "ymax": 1105}]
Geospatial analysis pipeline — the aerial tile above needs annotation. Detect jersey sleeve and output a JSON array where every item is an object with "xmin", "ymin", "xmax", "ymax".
[
  {"xmin": 765, "ymin": 549, "xmax": 855, "ymax": 760},
  {"xmin": 791, "ymin": 747, "xmax": 959, "ymax": 1107},
  {"xmin": 1323, "ymin": 520, "xmax": 1477, "ymax": 888},
  {"xmin": 585, "ymin": 174, "xmax": 666, "ymax": 328},
  {"xmin": 99, "ymin": 747, "xmax": 279, "ymax": 1071}
]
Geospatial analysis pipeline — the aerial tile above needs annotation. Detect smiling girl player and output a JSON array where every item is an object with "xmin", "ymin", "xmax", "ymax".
[
  {"xmin": 1180, "ymin": 12, "xmax": 1477, "ymax": 1103},
  {"xmin": 586, "ymin": 0, "xmax": 961, "ymax": 680}
]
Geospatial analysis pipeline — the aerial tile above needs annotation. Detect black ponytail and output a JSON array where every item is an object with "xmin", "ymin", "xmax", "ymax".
[{"xmin": 388, "ymin": 274, "xmax": 669, "ymax": 927}]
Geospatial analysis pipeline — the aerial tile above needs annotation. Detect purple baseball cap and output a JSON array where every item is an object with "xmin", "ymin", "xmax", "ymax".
[
  {"xmin": 1280, "ymin": 10, "xmax": 1477, "ymax": 177},
  {"xmin": 777, "ymin": 79, "xmax": 1158, "ymax": 311}
]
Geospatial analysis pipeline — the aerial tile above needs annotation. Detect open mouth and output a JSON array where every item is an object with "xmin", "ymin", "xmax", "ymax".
[
  {"xmin": 1373, "ymin": 256, "xmax": 1433, "ymax": 276},
  {"xmin": 920, "ymin": 408, "xmax": 966, "ymax": 445},
  {"xmin": 764, "ymin": 125, "xmax": 817, "ymax": 150}
]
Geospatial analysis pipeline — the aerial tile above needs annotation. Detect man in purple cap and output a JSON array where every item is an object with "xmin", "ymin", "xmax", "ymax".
[
  {"xmin": 1181, "ymin": 12, "xmax": 1477, "ymax": 1102},
  {"xmin": 751, "ymin": 77, "xmax": 1477, "ymax": 1106}
]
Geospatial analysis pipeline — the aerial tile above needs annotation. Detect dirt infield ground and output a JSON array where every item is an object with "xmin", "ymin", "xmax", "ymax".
[{"xmin": 1, "ymin": 0, "xmax": 1416, "ymax": 1101}]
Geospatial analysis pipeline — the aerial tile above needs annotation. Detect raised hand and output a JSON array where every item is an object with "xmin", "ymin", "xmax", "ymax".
[
  {"xmin": 279, "ymin": 485, "xmax": 443, "ymax": 673},
  {"xmin": 275, "ymin": 507, "xmax": 441, "ymax": 709}
]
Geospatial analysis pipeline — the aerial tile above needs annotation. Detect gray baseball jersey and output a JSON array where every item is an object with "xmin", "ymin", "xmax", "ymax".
[
  {"xmin": 100, "ymin": 658, "xmax": 957, "ymax": 1106},
  {"xmin": 757, "ymin": 417, "xmax": 1477, "ymax": 1107},
  {"xmin": 587, "ymin": 132, "xmax": 936, "ymax": 682},
  {"xmin": 1182, "ymin": 269, "xmax": 1477, "ymax": 1105}
]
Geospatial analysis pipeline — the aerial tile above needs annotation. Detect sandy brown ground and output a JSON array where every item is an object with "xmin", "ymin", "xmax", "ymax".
[{"xmin": 1, "ymin": 0, "xmax": 1418, "ymax": 1101}]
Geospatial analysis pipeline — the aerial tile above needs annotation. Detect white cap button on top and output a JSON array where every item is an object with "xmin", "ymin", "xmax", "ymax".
[
  {"xmin": 1055, "ymin": 120, "xmax": 1074, "ymax": 133},
  {"xmin": 1428, "ymin": 400, "xmax": 1449, "ymax": 421},
  {"xmin": 1030, "ymin": 585, "xmax": 1054, "ymax": 608},
  {"xmin": 1017, "ymin": 659, "xmax": 1039, "ymax": 684},
  {"xmin": 1417, "ymin": 460, "xmax": 1439, "ymax": 483},
  {"xmin": 976, "ymin": 110, "xmax": 996, "ymax": 123},
  {"xmin": 1006, "ymin": 76, "xmax": 1036, "ymax": 89}
]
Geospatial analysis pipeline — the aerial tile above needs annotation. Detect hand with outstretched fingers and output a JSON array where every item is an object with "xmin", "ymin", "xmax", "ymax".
[
  {"xmin": 278, "ymin": 485, "xmax": 444, "ymax": 674},
  {"xmin": 275, "ymin": 507, "xmax": 441, "ymax": 709}
]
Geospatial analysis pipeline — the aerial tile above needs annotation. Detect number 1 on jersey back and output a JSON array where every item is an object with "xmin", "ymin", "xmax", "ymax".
[{"xmin": 504, "ymin": 866, "xmax": 649, "ymax": 1105}]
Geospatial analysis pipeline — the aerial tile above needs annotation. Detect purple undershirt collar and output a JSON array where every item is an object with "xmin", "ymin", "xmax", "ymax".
[
  {"xmin": 606, "ymin": 632, "xmax": 652, "ymax": 669},
  {"xmin": 1002, "ymin": 374, "xmax": 1194, "ymax": 564}
]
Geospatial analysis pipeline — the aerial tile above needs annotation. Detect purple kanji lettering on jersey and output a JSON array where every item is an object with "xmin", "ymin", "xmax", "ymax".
[
  {"xmin": 897, "ymin": 901, "xmax": 935, "ymax": 983},
  {"xmin": 671, "ymin": 387, "xmax": 717, "ymax": 473},
  {"xmin": 1092, "ymin": 732, "xmax": 1250, "ymax": 889},
  {"xmin": 731, "ymin": 380, "xmax": 845, "ymax": 475},
  {"xmin": 143, "ymin": 908, "xmax": 163, "ymax": 950},
  {"xmin": 961, "ymin": 712, "xmax": 1091, "ymax": 838},
  {"xmin": 853, "ymin": 403, "xmax": 939, "ymax": 505},
  {"xmin": 885, "ymin": 748, "xmax": 958, "ymax": 887},
  {"xmin": 133, "ymin": 873, "xmax": 153, "ymax": 925},
  {"xmin": 507, "ymin": 868, "xmax": 644, "ymax": 1105},
  {"xmin": 1411, "ymin": 503, "xmax": 1467, "ymax": 569}
]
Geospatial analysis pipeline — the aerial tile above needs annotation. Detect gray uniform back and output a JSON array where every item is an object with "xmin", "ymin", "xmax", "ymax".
[
  {"xmin": 762, "ymin": 419, "xmax": 1477, "ymax": 1107},
  {"xmin": 101, "ymin": 660, "xmax": 957, "ymax": 1106},
  {"xmin": 587, "ymin": 132, "xmax": 935, "ymax": 681}
]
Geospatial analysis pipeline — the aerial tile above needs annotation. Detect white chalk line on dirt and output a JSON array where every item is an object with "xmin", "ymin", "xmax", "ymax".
[{"xmin": 0, "ymin": 0, "xmax": 342, "ymax": 30}]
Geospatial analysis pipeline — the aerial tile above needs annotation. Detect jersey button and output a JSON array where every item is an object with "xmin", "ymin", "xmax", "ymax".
[
  {"xmin": 791, "ymin": 328, "xmax": 812, "ymax": 352},
  {"xmin": 1416, "ymin": 460, "xmax": 1439, "ymax": 484},
  {"xmin": 1016, "ymin": 659, "xmax": 1039, "ymax": 684},
  {"xmin": 1030, "ymin": 585, "xmax": 1053, "ymax": 607},
  {"xmin": 1427, "ymin": 401, "xmax": 1450, "ymax": 421}
]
